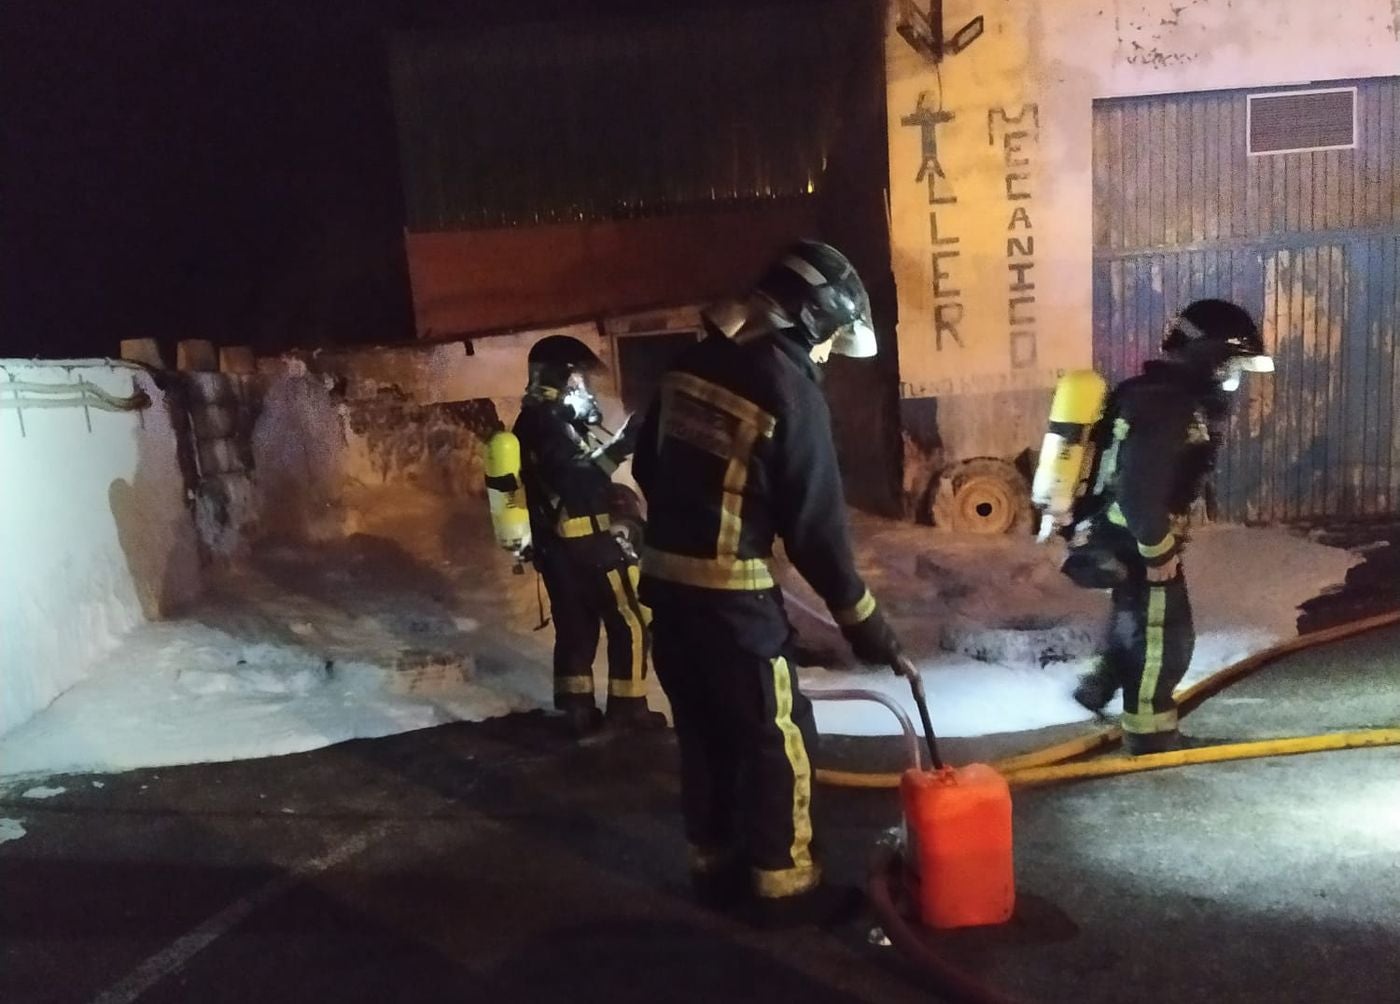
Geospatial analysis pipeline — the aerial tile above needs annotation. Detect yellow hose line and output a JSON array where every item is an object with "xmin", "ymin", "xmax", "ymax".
[
  {"xmin": 1003, "ymin": 728, "xmax": 1400, "ymax": 787},
  {"xmin": 1175, "ymin": 609, "xmax": 1400, "ymax": 713},
  {"xmin": 815, "ymin": 609, "xmax": 1400, "ymax": 789},
  {"xmin": 989, "ymin": 727, "xmax": 1120, "ymax": 773},
  {"xmin": 814, "ymin": 767, "xmax": 904, "ymax": 788}
]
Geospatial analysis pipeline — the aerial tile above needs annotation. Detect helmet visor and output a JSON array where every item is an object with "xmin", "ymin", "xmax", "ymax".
[
  {"xmin": 830, "ymin": 317, "xmax": 878, "ymax": 358},
  {"xmin": 1216, "ymin": 354, "xmax": 1274, "ymax": 392},
  {"xmin": 829, "ymin": 279, "xmax": 877, "ymax": 359}
]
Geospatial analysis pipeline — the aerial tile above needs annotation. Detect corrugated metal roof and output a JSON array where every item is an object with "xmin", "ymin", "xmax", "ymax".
[{"xmin": 390, "ymin": 1, "xmax": 868, "ymax": 230}]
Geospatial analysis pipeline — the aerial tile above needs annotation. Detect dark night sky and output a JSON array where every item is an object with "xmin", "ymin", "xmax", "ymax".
[
  {"xmin": 4, "ymin": 1, "xmax": 405, "ymax": 358},
  {"xmin": 2, "ymin": 0, "xmax": 765, "ymax": 361}
]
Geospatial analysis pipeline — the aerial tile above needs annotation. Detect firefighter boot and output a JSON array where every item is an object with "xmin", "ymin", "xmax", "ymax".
[
  {"xmin": 601, "ymin": 697, "xmax": 668, "ymax": 734},
  {"xmin": 1124, "ymin": 731, "xmax": 1227, "ymax": 755},
  {"xmin": 691, "ymin": 860, "xmax": 749, "ymax": 914},
  {"xmin": 1072, "ymin": 663, "xmax": 1118, "ymax": 716},
  {"xmin": 557, "ymin": 695, "xmax": 604, "ymax": 739},
  {"xmin": 1122, "ymin": 729, "xmax": 1183, "ymax": 756},
  {"xmin": 747, "ymin": 884, "xmax": 865, "ymax": 931}
]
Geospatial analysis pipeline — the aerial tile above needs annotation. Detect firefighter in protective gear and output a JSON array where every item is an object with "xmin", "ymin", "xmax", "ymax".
[
  {"xmin": 634, "ymin": 240, "xmax": 904, "ymax": 926},
  {"xmin": 513, "ymin": 335, "xmax": 664, "ymax": 738},
  {"xmin": 1069, "ymin": 298, "xmax": 1273, "ymax": 755}
]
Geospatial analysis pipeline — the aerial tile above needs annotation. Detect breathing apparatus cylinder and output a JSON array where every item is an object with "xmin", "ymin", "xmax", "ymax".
[
  {"xmin": 1031, "ymin": 370, "xmax": 1108, "ymax": 541},
  {"xmin": 483, "ymin": 431, "xmax": 532, "ymax": 559}
]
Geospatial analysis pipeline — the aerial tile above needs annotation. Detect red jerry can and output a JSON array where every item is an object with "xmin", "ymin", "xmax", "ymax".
[{"xmin": 900, "ymin": 763, "xmax": 1015, "ymax": 928}]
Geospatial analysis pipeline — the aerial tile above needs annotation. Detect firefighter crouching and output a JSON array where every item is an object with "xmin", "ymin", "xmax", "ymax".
[
  {"xmin": 633, "ymin": 241, "xmax": 905, "ymax": 927},
  {"xmin": 1064, "ymin": 299, "xmax": 1273, "ymax": 755},
  {"xmin": 513, "ymin": 335, "xmax": 666, "ymax": 738}
]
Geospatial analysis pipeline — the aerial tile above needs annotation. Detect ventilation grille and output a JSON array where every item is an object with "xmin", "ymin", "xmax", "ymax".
[{"xmin": 1248, "ymin": 87, "xmax": 1357, "ymax": 155}]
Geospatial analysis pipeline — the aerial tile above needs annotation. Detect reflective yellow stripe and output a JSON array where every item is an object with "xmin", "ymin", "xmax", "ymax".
[
  {"xmin": 659, "ymin": 372, "xmax": 775, "ymax": 578},
  {"xmin": 1138, "ymin": 533, "xmax": 1178, "ymax": 559},
  {"xmin": 1121, "ymin": 707, "xmax": 1180, "ymax": 734},
  {"xmin": 641, "ymin": 548, "xmax": 775, "ymax": 590},
  {"xmin": 664, "ymin": 372, "xmax": 772, "ymax": 560},
  {"xmin": 558, "ymin": 513, "xmax": 611, "ymax": 538},
  {"xmin": 608, "ymin": 678, "xmax": 649, "ymax": 699},
  {"xmin": 717, "ymin": 423, "xmax": 760, "ymax": 557},
  {"xmin": 606, "ymin": 568, "xmax": 646, "ymax": 695},
  {"xmin": 555, "ymin": 675, "xmax": 594, "ymax": 695},
  {"xmin": 753, "ymin": 863, "xmax": 822, "ymax": 899},
  {"xmin": 594, "ymin": 451, "xmax": 619, "ymax": 476},
  {"xmin": 770, "ymin": 656, "xmax": 814, "ymax": 878},
  {"xmin": 1132, "ymin": 586, "xmax": 1168, "ymax": 730},
  {"xmin": 833, "ymin": 589, "xmax": 877, "ymax": 627},
  {"xmin": 1107, "ymin": 502, "xmax": 1128, "ymax": 527},
  {"xmin": 627, "ymin": 564, "xmax": 652, "ymax": 626},
  {"xmin": 665, "ymin": 371, "xmax": 777, "ymax": 437}
]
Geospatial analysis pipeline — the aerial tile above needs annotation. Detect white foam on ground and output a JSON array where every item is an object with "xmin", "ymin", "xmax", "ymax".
[
  {"xmin": 0, "ymin": 819, "xmax": 26, "ymax": 845},
  {"xmin": 0, "ymin": 492, "xmax": 1357, "ymax": 776},
  {"xmin": 0, "ymin": 488, "xmax": 665, "ymax": 778},
  {"xmin": 21, "ymin": 786, "xmax": 66, "ymax": 799},
  {"xmin": 794, "ymin": 518, "xmax": 1358, "ymax": 738}
]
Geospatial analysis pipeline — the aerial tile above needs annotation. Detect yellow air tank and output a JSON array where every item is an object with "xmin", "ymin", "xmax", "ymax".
[
  {"xmin": 484, "ymin": 430, "xmax": 532, "ymax": 557},
  {"xmin": 1031, "ymin": 370, "xmax": 1108, "ymax": 540}
]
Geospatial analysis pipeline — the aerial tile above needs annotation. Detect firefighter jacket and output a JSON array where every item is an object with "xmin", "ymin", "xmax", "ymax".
[
  {"xmin": 632, "ymin": 327, "xmax": 876, "ymax": 627},
  {"xmin": 1092, "ymin": 360, "xmax": 1224, "ymax": 569},
  {"xmin": 513, "ymin": 391, "xmax": 628, "ymax": 556}
]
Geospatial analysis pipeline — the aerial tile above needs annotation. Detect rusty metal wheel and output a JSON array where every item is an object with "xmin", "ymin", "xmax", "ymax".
[{"xmin": 930, "ymin": 458, "xmax": 1033, "ymax": 535}]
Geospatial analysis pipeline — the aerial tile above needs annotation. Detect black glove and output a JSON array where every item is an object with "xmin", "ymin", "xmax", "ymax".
[
  {"xmin": 608, "ymin": 519, "xmax": 643, "ymax": 561},
  {"xmin": 1060, "ymin": 517, "xmax": 1130, "ymax": 590},
  {"xmin": 608, "ymin": 413, "xmax": 641, "ymax": 460},
  {"xmin": 841, "ymin": 607, "xmax": 903, "ymax": 667}
]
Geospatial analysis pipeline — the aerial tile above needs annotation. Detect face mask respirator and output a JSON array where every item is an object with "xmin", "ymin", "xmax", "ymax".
[{"xmin": 564, "ymin": 384, "xmax": 603, "ymax": 426}]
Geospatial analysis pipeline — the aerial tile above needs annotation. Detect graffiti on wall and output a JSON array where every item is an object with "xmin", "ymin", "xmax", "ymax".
[
  {"xmin": 901, "ymin": 91, "xmax": 964, "ymax": 350},
  {"xmin": 989, "ymin": 104, "xmax": 1040, "ymax": 370},
  {"xmin": 898, "ymin": 366, "xmax": 1066, "ymax": 400}
]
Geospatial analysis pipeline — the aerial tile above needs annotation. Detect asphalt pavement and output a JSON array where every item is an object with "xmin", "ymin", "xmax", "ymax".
[{"xmin": 2, "ymin": 624, "xmax": 1398, "ymax": 1004}]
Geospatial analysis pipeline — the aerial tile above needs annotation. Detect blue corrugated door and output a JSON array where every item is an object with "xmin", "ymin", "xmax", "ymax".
[{"xmin": 1092, "ymin": 79, "xmax": 1400, "ymax": 523}]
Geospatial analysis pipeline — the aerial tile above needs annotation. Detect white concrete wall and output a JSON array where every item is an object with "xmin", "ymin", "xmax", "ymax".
[
  {"xmin": 0, "ymin": 361, "xmax": 201, "ymax": 738},
  {"xmin": 887, "ymin": 0, "xmax": 1400, "ymax": 458}
]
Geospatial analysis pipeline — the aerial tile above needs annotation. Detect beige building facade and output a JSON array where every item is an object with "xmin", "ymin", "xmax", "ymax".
[{"xmin": 886, "ymin": 0, "xmax": 1400, "ymax": 527}]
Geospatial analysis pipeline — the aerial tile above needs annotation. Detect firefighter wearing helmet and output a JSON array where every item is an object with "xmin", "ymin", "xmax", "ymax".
[
  {"xmin": 1066, "ymin": 298, "xmax": 1274, "ymax": 754},
  {"xmin": 632, "ymin": 241, "xmax": 904, "ymax": 926},
  {"xmin": 513, "ymin": 334, "xmax": 665, "ymax": 738}
]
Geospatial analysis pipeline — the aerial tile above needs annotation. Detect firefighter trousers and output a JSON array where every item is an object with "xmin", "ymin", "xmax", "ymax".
[
  {"xmin": 649, "ymin": 592, "xmax": 821, "ymax": 900},
  {"xmin": 537, "ymin": 542, "xmax": 651, "ymax": 711},
  {"xmin": 1099, "ymin": 568, "xmax": 1195, "ymax": 751}
]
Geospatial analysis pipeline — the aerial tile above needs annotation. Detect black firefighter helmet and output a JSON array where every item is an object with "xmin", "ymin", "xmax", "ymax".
[
  {"xmin": 755, "ymin": 240, "xmax": 877, "ymax": 358},
  {"xmin": 527, "ymin": 335, "xmax": 606, "ymax": 422},
  {"xmin": 527, "ymin": 335, "xmax": 604, "ymax": 391},
  {"xmin": 1161, "ymin": 299, "xmax": 1273, "ymax": 390}
]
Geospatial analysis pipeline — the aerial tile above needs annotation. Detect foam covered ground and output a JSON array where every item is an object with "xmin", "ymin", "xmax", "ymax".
[
  {"xmin": 0, "ymin": 494, "xmax": 1359, "ymax": 776},
  {"xmin": 790, "ymin": 516, "xmax": 1359, "ymax": 737}
]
